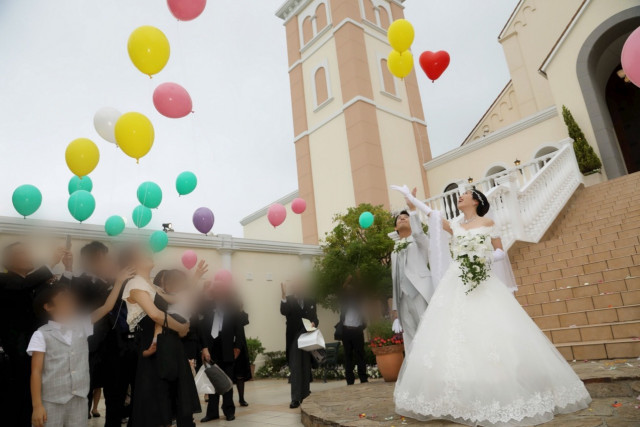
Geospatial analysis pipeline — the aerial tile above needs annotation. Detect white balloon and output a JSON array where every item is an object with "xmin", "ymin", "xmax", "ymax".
[{"xmin": 93, "ymin": 107, "xmax": 121, "ymax": 144}]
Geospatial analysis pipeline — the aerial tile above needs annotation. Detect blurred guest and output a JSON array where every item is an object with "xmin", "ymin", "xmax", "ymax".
[
  {"xmin": 339, "ymin": 274, "xmax": 368, "ymax": 385},
  {"xmin": 280, "ymin": 280, "xmax": 319, "ymax": 409},
  {"xmin": 0, "ymin": 242, "xmax": 64, "ymax": 426}
]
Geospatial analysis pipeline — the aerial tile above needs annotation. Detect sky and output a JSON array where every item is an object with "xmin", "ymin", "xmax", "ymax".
[{"xmin": 0, "ymin": 0, "xmax": 517, "ymax": 237}]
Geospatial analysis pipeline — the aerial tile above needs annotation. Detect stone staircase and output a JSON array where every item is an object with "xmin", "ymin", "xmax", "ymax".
[{"xmin": 510, "ymin": 172, "xmax": 640, "ymax": 360}]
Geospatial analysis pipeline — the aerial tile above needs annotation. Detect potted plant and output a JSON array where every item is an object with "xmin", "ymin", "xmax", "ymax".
[
  {"xmin": 368, "ymin": 319, "xmax": 404, "ymax": 382},
  {"xmin": 246, "ymin": 337, "xmax": 265, "ymax": 379}
]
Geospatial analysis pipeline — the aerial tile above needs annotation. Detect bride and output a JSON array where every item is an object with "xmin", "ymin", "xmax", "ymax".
[{"xmin": 391, "ymin": 185, "xmax": 591, "ymax": 427}]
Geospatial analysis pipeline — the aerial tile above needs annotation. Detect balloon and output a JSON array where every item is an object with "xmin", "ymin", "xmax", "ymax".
[
  {"xmin": 359, "ymin": 211, "xmax": 374, "ymax": 229},
  {"xmin": 622, "ymin": 27, "xmax": 640, "ymax": 87},
  {"xmin": 176, "ymin": 171, "xmax": 197, "ymax": 195},
  {"xmin": 419, "ymin": 50, "xmax": 450, "ymax": 82},
  {"xmin": 291, "ymin": 198, "xmax": 306, "ymax": 214},
  {"xmin": 153, "ymin": 82, "xmax": 193, "ymax": 118},
  {"xmin": 115, "ymin": 112, "xmax": 155, "ymax": 162},
  {"xmin": 181, "ymin": 250, "xmax": 198, "ymax": 269},
  {"xmin": 68, "ymin": 190, "xmax": 96, "ymax": 222},
  {"xmin": 93, "ymin": 107, "xmax": 121, "ymax": 144},
  {"xmin": 127, "ymin": 26, "xmax": 170, "ymax": 77},
  {"xmin": 388, "ymin": 19, "xmax": 414, "ymax": 52},
  {"xmin": 149, "ymin": 231, "xmax": 169, "ymax": 253},
  {"xmin": 193, "ymin": 207, "xmax": 214, "ymax": 234},
  {"xmin": 68, "ymin": 175, "xmax": 93, "ymax": 195},
  {"xmin": 137, "ymin": 181, "xmax": 163, "ymax": 209},
  {"xmin": 167, "ymin": 0, "xmax": 207, "ymax": 21},
  {"xmin": 214, "ymin": 269, "xmax": 232, "ymax": 284},
  {"xmin": 12, "ymin": 184, "xmax": 42, "ymax": 217},
  {"xmin": 65, "ymin": 138, "xmax": 100, "ymax": 177},
  {"xmin": 132, "ymin": 205, "xmax": 153, "ymax": 228},
  {"xmin": 105, "ymin": 215, "xmax": 126, "ymax": 236},
  {"xmin": 267, "ymin": 203, "xmax": 286, "ymax": 228},
  {"xmin": 388, "ymin": 50, "xmax": 414, "ymax": 79}
]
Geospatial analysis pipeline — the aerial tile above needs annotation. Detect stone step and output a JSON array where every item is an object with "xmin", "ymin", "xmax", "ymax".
[
  {"xmin": 541, "ymin": 320, "xmax": 640, "ymax": 344},
  {"xmin": 531, "ymin": 304, "xmax": 640, "ymax": 329},
  {"xmin": 555, "ymin": 338, "xmax": 640, "ymax": 360},
  {"xmin": 521, "ymin": 289, "xmax": 640, "ymax": 318},
  {"xmin": 515, "ymin": 278, "xmax": 640, "ymax": 305}
]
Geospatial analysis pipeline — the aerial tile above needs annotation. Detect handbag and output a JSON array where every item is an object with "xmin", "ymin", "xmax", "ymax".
[
  {"xmin": 194, "ymin": 366, "xmax": 216, "ymax": 395},
  {"xmin": 204, "ymin": 363, "xmax": 233, "ymax": 395},
  {"xmin": 333, "ymin": 321, "xmax": 344, "ymax": 341},
  {"xmin": 156, "ymin": 312, "xmax": 179, "ymax": 381},
  {"xmin": 297, "ymin": 329, "xmax": 326, "ymax": 351}
]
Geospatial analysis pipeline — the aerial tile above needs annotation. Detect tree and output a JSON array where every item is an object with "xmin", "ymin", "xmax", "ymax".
[
  {"xmin": 312, "ymin": 203, "xmax": 395, "ymax": 310},
  {"xmin": 562, "ymin": 105, "xmax": 602, "ymax": 174}
]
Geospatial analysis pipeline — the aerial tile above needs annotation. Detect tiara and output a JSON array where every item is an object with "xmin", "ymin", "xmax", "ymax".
[{"xmin": 471, "ymin": 189, "xmax": 485, "ymax": 206}]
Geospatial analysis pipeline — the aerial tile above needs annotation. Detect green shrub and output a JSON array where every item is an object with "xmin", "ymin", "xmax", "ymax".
[
  {"xmin": 562, "ymin": 106, "xmax": 602, "ymax": 174},
  {"xmin": 246, "ymin": 337, "xmax": 265, "ymax": 365}
]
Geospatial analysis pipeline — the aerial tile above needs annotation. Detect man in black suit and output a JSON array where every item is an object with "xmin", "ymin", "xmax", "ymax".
[
  {"xmin": 280, "ymin": 280, "xmax": 319, "ymax": 409},
  {"xmin": 338, "ymin": 274, "xmax": 368, "ymax": 385},
  {"xmin": 200, "ymin": 284, "xmax": 242, "ymax": 422},
  {"xmin": 0, "ymin": 242, "xmax": 64, "ymax": 426}
]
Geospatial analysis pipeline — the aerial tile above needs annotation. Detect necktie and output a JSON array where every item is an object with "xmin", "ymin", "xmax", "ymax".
[{"xmin": 211, "ymin": 311, "xmax": 222, "ymax": 339}]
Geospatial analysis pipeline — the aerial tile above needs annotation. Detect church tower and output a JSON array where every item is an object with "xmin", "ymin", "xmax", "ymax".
[{"xmin": 276, "ymin": 0, "xmax": 432, "ymax": 244}]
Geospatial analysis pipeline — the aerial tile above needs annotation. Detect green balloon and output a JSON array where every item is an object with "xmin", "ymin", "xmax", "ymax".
[
  {"xmin": 105, "ymin": 215, "xmax": 126, "ymax": 236},
  {"xmin": 137, "ymin": 181, "xmax": 162, "ymax": 209},
  {"xmin": 176, "ymin": 171, "xmax": 197, "ymax": 196},
  {"xmin": 359, "ymin": 211, "xmax": 374, "ymax": 229},
  {"xmin": 12, "ymin": 184, "xmax": 42, "ymax": 217},
  {"xmin": 149, "ymin": 230, "xmax": 168, "ymax": 253},
  {"xmin": 68, "ymin": 190, "xmax": 96, "ymax": 222},
  {"xmin": 68, "ymin": 175, "xmax": 93, "ymax": 195},
  {"xmin": 132, "ymin": 205, "xmax": 152, "ymax": 228}
]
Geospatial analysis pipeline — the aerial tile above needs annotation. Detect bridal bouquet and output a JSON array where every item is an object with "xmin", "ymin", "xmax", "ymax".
[{"xmin": 451, "ymin": 233, "xmax": 493, "ymax": 294}]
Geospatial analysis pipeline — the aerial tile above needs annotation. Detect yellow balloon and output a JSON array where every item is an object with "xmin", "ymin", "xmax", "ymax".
[
  {"xmin": 387, "ymin": 50, "xmax": 414, "ymax": 79},
  {"xmin": 388, "ymin": 19, "xmax": 415, "ymax": 53},
  {"xmin": 65, "ymin": 138, "xmax": 100, "ymax": 177},
  {"xmin": 127, "ymin": 26, "xmax": 170, "ymax": 77},
  {"xmin": 115, "ymin": 112, "xmax": 155, "ymax": 162}
]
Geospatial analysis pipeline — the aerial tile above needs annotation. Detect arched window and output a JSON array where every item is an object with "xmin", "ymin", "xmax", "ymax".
[
  {"xmin": 380, "ymin": 59, "xmax": 396, "ymax": 95},
  {"xmin": 534, "ymin": 146, "xmax": 558, "ymax": 170},
  {"xmin": 315, "ymin": 3, "xmax": 327, "ymax": 32},
  {"xmin": 485, "ymin": 166, "xmax": 507, "ymax": 188},
  {"xmin": 378, "ymin": 6, "xmax": 390, "ymax": 29},
  {"xmin": 443, "ymin": 183, "xmax": 460, "ymax": 219},
  {"xmin": 302, "ymin": 16, "xmax": 313, "ymax": 45},
  {"xmin": 364, "ymin": 0, "xmax": 376, "ymax": 23},
  {"xmin": 314, "ymin": 67, "xmax": 329, "ymax": 106}
]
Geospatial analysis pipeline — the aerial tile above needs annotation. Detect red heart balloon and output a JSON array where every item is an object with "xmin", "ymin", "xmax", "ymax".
[{"xmin": 419, "ymin": 51, "xmax": 450, "ymax": 82}]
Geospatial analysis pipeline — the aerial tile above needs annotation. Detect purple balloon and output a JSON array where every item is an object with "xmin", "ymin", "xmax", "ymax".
[{"xmin": 193, "ymin": 207, "xmax": 214, "ymax": 234}]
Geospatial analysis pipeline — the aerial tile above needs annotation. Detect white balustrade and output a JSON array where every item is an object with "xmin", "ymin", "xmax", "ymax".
[{"xmin": 423, "ymin": 138, "xmax": 582, "ymax": 250}]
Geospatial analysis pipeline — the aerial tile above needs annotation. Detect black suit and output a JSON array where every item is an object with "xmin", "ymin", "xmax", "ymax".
[
  {"xmin": 280, "ymin": 296, "xmax": 319, "ymax": 402},
  {"xmin": 339, "ymin": 295, "xmax": 368, "ymax": 385},
  {"xmin": 200, "ymin": 304, "xmax": 242, "ymax": 419},
  {"xmin": 0, "ymin": 266, "xmax": 53, "ymax": 427}
]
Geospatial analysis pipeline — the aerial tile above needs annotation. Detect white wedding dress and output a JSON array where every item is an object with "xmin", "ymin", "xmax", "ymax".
[{"xmin": 394, "ymin": 219, "xmax": 591, "ymax": 426}]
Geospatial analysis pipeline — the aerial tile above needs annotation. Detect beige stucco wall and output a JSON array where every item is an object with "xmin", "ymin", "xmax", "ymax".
[
  {"xmin": 426, "ymin": 114, "xmax": 568, "ymax": 194},
  {"xmin": 0, "ymin": 227, "xmax": 338, "ymax": 359},
  {"xmin": 242, "ymin": 199, "xmax": 304, "ymax": 244}
]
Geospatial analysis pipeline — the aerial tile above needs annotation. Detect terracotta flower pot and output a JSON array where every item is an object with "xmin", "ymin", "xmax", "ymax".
[
  {"xmin": 371, "ymin": 344, "xmax": 404, "ymax": 382},
  {"xmin": 250, "ymin": 364, "xmax": 255, "ymax": 380}
]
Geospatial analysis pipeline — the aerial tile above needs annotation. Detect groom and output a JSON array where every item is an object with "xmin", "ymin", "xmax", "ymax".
[{"xmin": 390, "ymin": 191, "xmax": 434, "ymax": 352}]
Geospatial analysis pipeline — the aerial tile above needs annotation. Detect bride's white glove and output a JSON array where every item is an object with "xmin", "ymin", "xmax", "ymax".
[
  {"xmin": 493, "ymin": 248, "xmax": 506, "ymax": 261},
  {"xmin": 392, "ymin": 318, "xmax": 403, "ymax": 333},
  {"xmin": 390, "ymin": 184, "xmax": 432, "ymax": 215}
]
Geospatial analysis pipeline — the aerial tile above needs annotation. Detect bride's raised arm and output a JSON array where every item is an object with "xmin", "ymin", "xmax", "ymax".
[{"xmin": 390, "ymin": 185, "xmax": 452, "ymax": 233}]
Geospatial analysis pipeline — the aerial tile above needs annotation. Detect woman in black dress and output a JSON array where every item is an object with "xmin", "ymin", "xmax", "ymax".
[
  {"xmin": 232, "ymin": 295, "xmax": 252, "ymax": 406},
  {"xmin": 120, "ymin": 246, "xmax": 201, "ymax": 427}
]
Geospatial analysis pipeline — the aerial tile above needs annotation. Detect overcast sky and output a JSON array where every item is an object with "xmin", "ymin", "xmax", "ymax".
[{"xmin": 0, "ymin": 0, "xmax": 516, "ymax": 237}]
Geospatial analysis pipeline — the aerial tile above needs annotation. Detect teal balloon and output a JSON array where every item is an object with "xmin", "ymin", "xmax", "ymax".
[
  {"xmin": 105, "ymin": 215, "xmax": 126, "ymax": 236},
  {"xmin": 176, "ymin": 171, "xmax": 197, "ymax": 196},
  {"xmin": 137, "ymin": 181, "xmax": 162, "ymax": 209},
  {"xmin": 132, "ymin": 205, "xmax": 152, "ymax": 228},
  {"xmin": 149, "ymin": 230, "xmax": 168, "ymax": 253},
  {"xmin": 359, "ymin": 211, "xmax": 374, "ymax": 229},
  {"xmin": 68, "ymin": 176, "xmax": 93, "ymax": 195},
  {"xmin": 68, "ymin": 190, "xmax": 96, "ymax": 222},
  {"xmin": 12, "ymin": 184, "xmax": 42, "ymax": 217}
]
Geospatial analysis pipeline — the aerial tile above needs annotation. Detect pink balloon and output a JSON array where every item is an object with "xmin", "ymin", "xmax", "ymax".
[
  {"xmin": 622, "ymin": 27, "xmax": 640, "ymax": 88},
  {"xmin": 153, "ymin": 83, "xmax": 193, "ymax": 119},
  {"xmin": 181, "ymin": 250, "xmax": 197, "ymax": 270},
  {"xmin": 214, "ymin": 269, "xmax": 232, "ymax": 284},
  {"xmin": 167, "ymin": 0, "xmax": 207, "ymax": 21},
  {"xmin": 291, "ymin": 198, "xmax": 306, "ymax": 214},
  {"xmin": 267, "ymin": 203, "xmax": 287, "ymax": 228}
]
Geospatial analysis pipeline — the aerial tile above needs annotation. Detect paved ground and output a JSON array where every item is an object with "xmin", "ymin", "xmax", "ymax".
[{"xmin": 88, "ymin": 378, "xmax": 344, "ymax": 427}]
